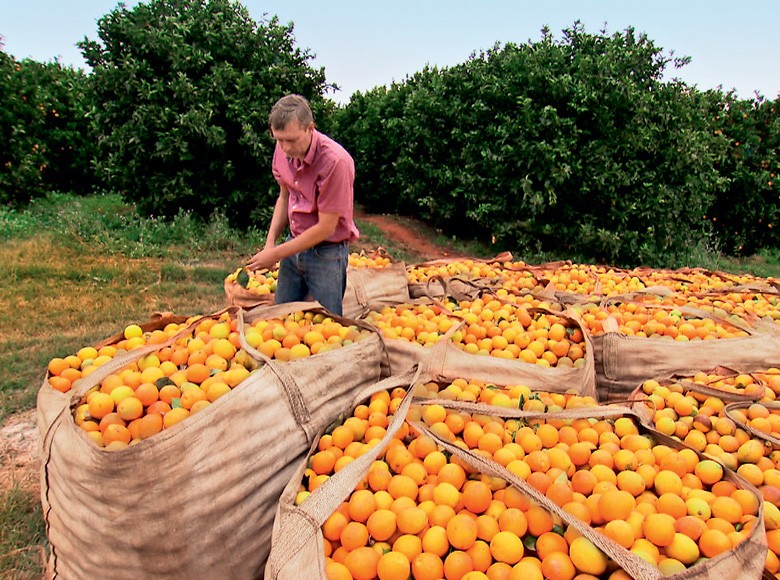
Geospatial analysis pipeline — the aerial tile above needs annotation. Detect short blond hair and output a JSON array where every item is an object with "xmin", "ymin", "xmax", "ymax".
[{"xmin": 268, "ymin": 94, "xmax": 314, "ymax": 130}]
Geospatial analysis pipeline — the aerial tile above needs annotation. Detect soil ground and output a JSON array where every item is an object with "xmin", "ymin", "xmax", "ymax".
[
  {"xmin": 353, "ymin": 208, "xmax": 468, "ymax": 261},
  {"xmin": 0, "ymin": 210, "xmax": 464, "ymax": 499}
]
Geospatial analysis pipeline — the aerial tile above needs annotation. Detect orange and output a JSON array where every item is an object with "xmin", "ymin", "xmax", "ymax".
[
  {"xmin": 569, "ymin": 536, "xmax": 607, "ymax": 576},
  {"xmin": 462, "ymin": 480, "xmax": 493, "ymax": 514},
  {"xmin": 498, "ymin": 508, "xmax": 528, "ymax": 537},
  {"xmin": 656, "ymin": 493, "xmax": 687, "ymax": 519},
  {"xmin": 603, "ymin": 519, "xmax": 635, "ymax": 549},
  {"xmin": 340, "ymin": 521, "xmax": 370, "ymax": 551},
  {"xmin": 325, "ymin": 560, "xmax": 351, "ymax": 580},
  {"xmin": 162, "ymin": 406, "xmax": 189, "ymax": 429},
  {"xmin": 116, "ymin": 396, "xmax": 144, "ymax": 421},
  {"xmin": 447, "ymin": 513, "xmax": 479, "ymax": 551},
  {"xmin": 443, "ymin": 550, "xmax": 475, "ymax": 579},
  {"xmin": 348, "ymin": 489, "xmax": 377, "ymax": 523},
  {"xmin": 137, "ymin": 413, "xmax": 163, "ymax": 440},
  {"xmin": 540, "ymin": 552, "xmax": 576, "ymax": 580},
  {"xmin": 526, "ymin": 505, "xmax": 554, "ymax": 537},
  {"xmin": 598, "ymin": 490, "xmax": 635, "ymax": 522},
  {"xmin": 322, "ymin": 511, "xmax": 348, "ymax": 542},
  {"xmin": 397, "ymin": 506, "xmax": 427, "ymax": 535},
  {"xmin": 710, "ymin": 496, "xmax": 743, "ymax": 524},
  {"xmin": 411, "ymin": 552, "xmax": 444, "ymax": 580},
  {"xmin": 87, "ymin": 392, "xmax": 114, "ymax": 420},
  {"xmin": 377, "ymin": 551, "xmax": 411, "ymax": 580},
  {"xmin": 699, "ymin": 528, "xmax": 732, "ymax": 558},
  {"xmin": 489, "ymin": 531, "xmax": 524, "ymax": 565},
  {"xmin": 344, "ymin": 545, "xmax": 381, "ymax": 580},
  {"xmin": 534, "ymin": 531, "xmax": 568, "ymax": 561},
  {"xmin": 422, "ymin": 525, "xmax": 450, "ymax": 557},
  {"xmin": 392, "ymin": 534, "xmax": 423, "ymax": 563},
  {"xmin": 643, "ymin": 513, "xmax": 676, "ymax": 547},
  {"xmin": 102, "ymin": 423, "xmax": 131, "ymax": 446}
]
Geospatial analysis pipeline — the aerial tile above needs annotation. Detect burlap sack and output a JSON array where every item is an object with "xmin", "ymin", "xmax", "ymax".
[
  {"xmin": 342, "ymin": 262, "xmax": 410, "ymax": 320},
  {"xmin": 38, "ymin": 304, "xmax": 388, "ymax": 579},
  {"xmin": 625, "ymin": 366, "xmax": 767, "ymax": 426},
  {"xmin": 265, "ymin": 366, "xmax": 422, "ymax": 578},
  {"xmin": 407, "ymin": 252, "xmax": 514, "ymax": 299},
  {"xmin": 265, "ymin": 391, "xmax": 766, "ymax": 580},
  {"xmin": 410, "ymin": 402, "xmax": 767, "ymax": 580},
  {"xmin": 224, "ymin": 277, "xmax": 275, "ymax": 309},
  {"xmin": 379, "ymin": 302, "xmax": 598, "ymax": 399},
  {"xmin": 593, "ymin": 304, "xmax": 780, "ymax": 403},
  {"xmin": 37, "ymin": 312, "xmax": 191, "ymax": 433}
]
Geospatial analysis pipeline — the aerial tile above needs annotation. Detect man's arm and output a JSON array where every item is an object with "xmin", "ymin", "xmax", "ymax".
[
  {"xmin": 263, "ymin": 186, "xmax": 290, "ymax": 250},
  {"xmin": 246, "ymin": 210, "xmax": 340, "ymax": 271}
]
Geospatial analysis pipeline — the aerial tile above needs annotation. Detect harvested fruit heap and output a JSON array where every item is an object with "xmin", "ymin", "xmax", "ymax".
[
  {"xmin": 46, "ymin": 310, "xmax": 372, "ymax": 449},
  {"xmin": 634, "ymin": 368, "xmax": 780, "ymax": 569},
  {"xmin": 614, "ymin": 291, "xmax": 780, "ymax": 329},
  {"xmin": 364, "ymin": 293, "xmax": 587, "ymax": 368},
  {"xmin": 225, "ymin": 267, "xmax": 279, "ymax": 295},
  {"xmin": 407, "ymin": 259, "xmax": 517, "ymax": 285},
  {"xmin": 299, "ymin": 378, "xmax": 766, "ymax": 579},
  {"xmin": 349, "ymin": 251, "xmax": 395, "ymax": 269},
  {"xmin": 571, "ymin": 301, "xmax": 753, "ymax": 339},
  {"xmin": 242, "ymin": 311, "xmax": 374, "ymax": 361}
]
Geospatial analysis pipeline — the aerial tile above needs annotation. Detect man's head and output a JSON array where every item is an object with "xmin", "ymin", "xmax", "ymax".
[{"xmin": 269, "ymin": 94, "xmax": 314, "ymax": 160}]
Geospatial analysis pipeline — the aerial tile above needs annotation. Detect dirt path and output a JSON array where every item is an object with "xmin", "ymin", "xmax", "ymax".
[{"xmin": 354, "ymin": 209, "xmax": 467, "ymax": 261}]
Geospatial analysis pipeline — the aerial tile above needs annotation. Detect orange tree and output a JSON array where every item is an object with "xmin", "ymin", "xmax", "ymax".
[
  {"xmin": 336, "ymin": 23, "xmax": 726, "ymax": 267},
  {"xmin": 79, "ymin": 0, "xmax": 335, "ymax": 229},
  {"xmin": 707, "ymin": 92, "xmax": 780, "ymax": 255},
  {"xmin": 0, "ymin": 49, "xmax": 94, "ymax": 205}
]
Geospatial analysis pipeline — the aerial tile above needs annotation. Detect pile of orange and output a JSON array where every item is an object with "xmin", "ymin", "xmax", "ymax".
[
  {"xmin": 571, "ymin": 300, "xmax": 751, "ymax": 340},
  {"xmin": 300, "ymin": 379, "xmax": 764, "ymax": 579},
  {"xmin": 243, "ymin": 311, "xmax": 373, "ymax": 361},
  {"xmin": 225, "ymin": 267, "xmax": 279, "ymax": 296},
  {"xmin": 406, "ymin": 260, "xmax": 516, "ymax": 285},
  {"xmin": 47, "ymin": 310, "xmax": 371, "ymax": 449},
  {"xmin": 49, "ymin": 312, "xmax": 256, "ymax": 449},
  {"xmin": 637, "ymin": 369, "xmax": 780, "ymax": 572},
  {"xmin": 366, "ymin": 293, "xmax": 586, "ymax": 368},
  {"xmin": 349, "ymin": 252, "xmax": 394, "ymax": 269}
]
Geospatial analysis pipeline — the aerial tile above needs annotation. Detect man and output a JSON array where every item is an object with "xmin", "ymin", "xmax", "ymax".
[{"xmin": 246, "ymin": 94, "xmax": 358, "ymax": 316}]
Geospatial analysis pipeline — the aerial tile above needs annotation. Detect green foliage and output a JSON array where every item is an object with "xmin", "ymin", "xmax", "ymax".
[
  {"xmin": 0, "ymin": 49, "xmax": 96, "ymax": 205},
  {"xmin": 708, "ymin": 93, "xmax": 780, "ymax": 255},
  {"xmin": 0, "ymin": 51, "xmax": 44, "ymax": 204},
  {"xmin": 0, "ymin": 191, "xmax": 265, "ymax": 259},
  {"xmin": 336, "ymin": 23, "xmax": 755, "ymax": 267},
  {"xmin": 80, "ymin": 0, "xmax": 333, "ymax": 228}
]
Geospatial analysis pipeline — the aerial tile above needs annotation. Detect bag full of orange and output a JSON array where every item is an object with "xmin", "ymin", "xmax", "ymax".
[{"xmin": 265, "ymin": 367, "xmax": 767, "ymax": 579}]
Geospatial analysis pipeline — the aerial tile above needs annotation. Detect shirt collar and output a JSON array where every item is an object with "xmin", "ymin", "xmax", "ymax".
[{"xmin": 302, "ymin": 129, "xmax": 320, "ymax": 166}]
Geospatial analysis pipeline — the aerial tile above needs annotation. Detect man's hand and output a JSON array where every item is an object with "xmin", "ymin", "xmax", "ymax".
[{"xmin": 246, "ymin": 248, "xmax": 277, "ymax": 271}]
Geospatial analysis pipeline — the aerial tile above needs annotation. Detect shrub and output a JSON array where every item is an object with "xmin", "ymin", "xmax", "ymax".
[{"xmin": 80, "ymin": 0, "xmax": 333, "ymax": 229}]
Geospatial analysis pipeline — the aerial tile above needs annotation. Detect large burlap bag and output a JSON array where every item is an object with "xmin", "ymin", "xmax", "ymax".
[
  {"xmin": 378, "ymin": 300, "xmax": 598, "ymax": 399},
  {"xmin": 406, "ymin": 252, "xmax": 513, "ymax": 300},
  {"xmin": 224, "ymin": 277, "xmax": 275, "ymax": 309},
  {"xmin": 38, "ymin": 304, "xmax": 388, "ymax": 579},
  {"xmin": 342, "ymin": 262, "xmax": 410, "ymax": 320},
  {"xmin": 410, "ymin": 402, "xmax": 767, "ymax": 580},
  {"xmin": 266, "ymin": 388, "xmax": 766, "ymax": 579},
  {"xmin": 265, "ymin": 366, "xmax": 422, "ymax": 578},
  {"xmin": 625, "ymin": 366, "xmax": 767, "ymax": 426},
  {"xmin": 593, "ymin": 304, "xmax": 780, "ymax": 403}
]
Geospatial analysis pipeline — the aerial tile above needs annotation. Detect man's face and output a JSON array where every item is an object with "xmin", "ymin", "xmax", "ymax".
[{"xmin": 272, "ymin": 121, "xmax": 314, "ymax": 160}]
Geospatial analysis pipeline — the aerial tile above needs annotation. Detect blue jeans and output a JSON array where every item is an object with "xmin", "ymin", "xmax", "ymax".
[{"xmin": 275, "ymin": 241, "xmax": 349, "ymax": 316}]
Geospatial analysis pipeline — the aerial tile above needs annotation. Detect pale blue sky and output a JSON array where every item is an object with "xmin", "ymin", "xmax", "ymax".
[{"xmin": 1, "ymin": 1, "xmax": 778, "ymax": 104}]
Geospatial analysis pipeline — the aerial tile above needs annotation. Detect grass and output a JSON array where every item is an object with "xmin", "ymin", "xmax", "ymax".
[{"xmin": 1, "ymin": 191, "xmax": 778, "ymax": 576}]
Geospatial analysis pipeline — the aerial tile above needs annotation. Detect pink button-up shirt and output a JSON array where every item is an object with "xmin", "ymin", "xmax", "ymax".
[{"xmin": 272, "ymin": 130, "xmax": 359, "ymax": 243}]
